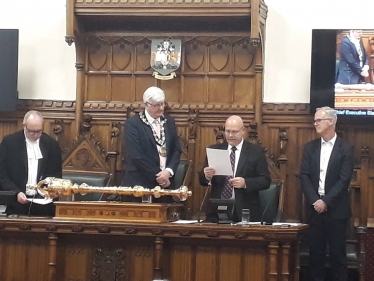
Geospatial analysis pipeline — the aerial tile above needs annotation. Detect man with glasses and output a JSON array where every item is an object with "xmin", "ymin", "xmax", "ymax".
[
  {"xmin": 122, "ymin": 86, "xmax": 181, "ymax": 202},
  {"xmin": 0, "ymin": 110, "xmax": 62, "ymax": 216},
  {"xmin": 199, "ymin": 115, "xmax": 271, "ymax": 222},
  {"xmin": 300, "ymin": 106, "xmax": 354, "ymax": 281}
]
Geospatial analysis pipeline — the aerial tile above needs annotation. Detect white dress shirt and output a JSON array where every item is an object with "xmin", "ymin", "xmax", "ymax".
[{"xmin": 318, "ymin": 134, "xmax": 337, "ymax": 196}]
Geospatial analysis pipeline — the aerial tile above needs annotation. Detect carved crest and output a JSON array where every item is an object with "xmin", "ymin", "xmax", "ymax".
[{"xmin": 151, "ymin": 38, "xmax": 181, "ymax": 80}]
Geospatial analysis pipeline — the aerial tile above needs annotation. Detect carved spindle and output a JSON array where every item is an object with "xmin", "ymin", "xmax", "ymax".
[
  {"xmin": 48, "ymin": 233, "xmax": 58, "ymax": 281},
  {"xmin": 153, "ymin": 237, "xmax": 164, "ymax": 280}
]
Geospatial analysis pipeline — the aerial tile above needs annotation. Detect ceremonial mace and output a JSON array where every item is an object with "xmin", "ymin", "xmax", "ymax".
[{"xmin": 31, "ymin": 177, "xmax": 192, "ymax": 202}]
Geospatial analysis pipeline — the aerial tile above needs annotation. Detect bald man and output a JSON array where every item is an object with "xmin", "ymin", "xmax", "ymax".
[
  {"xmin": 0, "ymin": 110, "xmax": 62, "ymax": 216},
  {"xmin": 199, "ymin": 115, "xmax": 271, "ymax": 222}
]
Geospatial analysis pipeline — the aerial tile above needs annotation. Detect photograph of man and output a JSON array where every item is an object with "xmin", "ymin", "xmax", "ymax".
[
  {"xmin": 122, "ymin": 86, "xmax": 181, "ymax": 202},
  {"xmin": 0, "ymin": 110, "xmax": 62, "ymax": 216},
  {"xmin": 336, "ymin": 30, "xmax": 369, "ymax": 84},
  {"xmin": 199, "ymin": 115, "xmax": 271, "ymax": 222},
  {"xmin": 300, "ymin": 106, "xmax": 354, "ymax": 281}
]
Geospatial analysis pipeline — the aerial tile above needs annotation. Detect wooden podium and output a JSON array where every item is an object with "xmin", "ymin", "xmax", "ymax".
[{"xmin": 54, "ymin": 201, "xmax": 184, "ymax": 223}]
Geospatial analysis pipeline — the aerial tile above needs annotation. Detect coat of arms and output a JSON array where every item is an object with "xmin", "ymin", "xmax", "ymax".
[{"xmin": 151, "ymin": 38, "xmax": 181, "ymax": 80}]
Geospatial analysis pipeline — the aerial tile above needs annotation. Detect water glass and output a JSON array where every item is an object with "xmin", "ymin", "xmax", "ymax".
[{"xmin": 241, "ymin": 208, "xmax": 250, "ymax": 224}]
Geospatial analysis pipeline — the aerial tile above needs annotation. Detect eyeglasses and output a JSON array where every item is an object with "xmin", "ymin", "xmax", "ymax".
[
  {"xmin": 313, "ymin": 118, "xmax": 331, "ymax": 124},
  {"xmin": 146, "ymin": 102, "xmax": 165, "ymax": 109},
  {"xmin": 224, "ymin": 128, "xmax": 243, "ymax": 136},
  {"xmin": 25, "ymin": 127, "xmax": 43, "ymax": 135}
]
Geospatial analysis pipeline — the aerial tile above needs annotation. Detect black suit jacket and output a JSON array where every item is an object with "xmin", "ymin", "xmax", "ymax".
[
  {"xmin": 199, "ymin": 141, "xmax": 271, "ymax": 222},
  {"xmin": 0, "ymin": 130, "xmax": 62, "ymax": 214},
  {"xmin": 122, "ymin": 113, "xmax": 181, "ymax": 191},
  {"xmin": 299, "ymin": 137, "xmax": 354, "ymax": 220},
  {"xmin": 336, "ymin": 36, "xmax": 368, "ymax": 84}
]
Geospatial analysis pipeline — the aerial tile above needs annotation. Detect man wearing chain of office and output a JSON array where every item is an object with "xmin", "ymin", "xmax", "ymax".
[{"xmin": 122, "ymin": 86, "xmax": 181, "ymax": 203}]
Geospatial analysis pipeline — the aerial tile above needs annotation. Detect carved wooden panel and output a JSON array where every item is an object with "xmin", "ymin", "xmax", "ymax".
[{"xmin": 82, "ymin": 36, "xmax": 257, "ymax": 108}]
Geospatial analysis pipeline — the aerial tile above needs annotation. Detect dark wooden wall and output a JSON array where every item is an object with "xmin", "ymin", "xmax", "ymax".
[{"xmin": 2, "ymin": 102, "xmax": 374, "ymax": 226}]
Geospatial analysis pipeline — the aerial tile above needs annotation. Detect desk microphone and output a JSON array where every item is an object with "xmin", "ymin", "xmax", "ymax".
[
  {"xmin": 198, "ymin": 182, "xmax": 211, "ymax": 223},
  {"xmin": 260, "ymin": 187, "xmax": 279, "ymax": 225}
]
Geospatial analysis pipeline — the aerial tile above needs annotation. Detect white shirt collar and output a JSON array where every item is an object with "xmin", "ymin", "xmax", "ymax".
[
  {"xmin": 321, "ymin": 133, "xmax": 337, "ymax": 146},
  {"xmin": 228, "ymin": 138, "xmax": 244, "ymax": 151},
  {"xmin": 144, "ymin": 109, "xmax": 163, "ymax": 124}
]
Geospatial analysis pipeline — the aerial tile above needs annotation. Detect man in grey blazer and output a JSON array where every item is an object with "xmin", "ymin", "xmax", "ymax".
[
  {"xmin": 0, "ymin": 110, "xmax": 62, "ymax": 216},
  {"xmin": 300, "ymin": 106, "xmax": 354, "ymax": 281},
  {"xmin": 199, "ymin": 115, "xmax": 271, "ymax": 222}
]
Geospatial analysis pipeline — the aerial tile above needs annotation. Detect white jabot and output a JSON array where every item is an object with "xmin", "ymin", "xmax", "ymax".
[
  {"xmin": 318, "ymin": 134, "xmax": 337, "ymax": 196},
  {"xmin": 25, "ymin": 137, "xmax": 43, "ymax": 196}
]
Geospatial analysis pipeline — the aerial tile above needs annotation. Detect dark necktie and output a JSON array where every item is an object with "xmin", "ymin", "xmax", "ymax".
[{"xmin": 221, "ymin": 146, "xmax": 237, "ymax": 199}]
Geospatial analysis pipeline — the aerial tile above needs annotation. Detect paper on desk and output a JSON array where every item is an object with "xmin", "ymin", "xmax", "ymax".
[
  {"xmin": 272, "ymin": 222, "xmax": 304, "ymax": 227},
  {"xmin": 206, "ymin": 148, "xmax": 233, "ymax": 176},
  {"xmin": 171, "ymin": 220, "xmax": 199, "ymax": 224},
  {"xmin": 27, "ymin": 198, "xmax": 53, "ymax": 205}
]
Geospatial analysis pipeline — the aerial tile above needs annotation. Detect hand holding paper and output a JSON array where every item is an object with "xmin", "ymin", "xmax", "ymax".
[{"xmin": 206, "ymin": 148, "xmax": 233, "ymax": 176}]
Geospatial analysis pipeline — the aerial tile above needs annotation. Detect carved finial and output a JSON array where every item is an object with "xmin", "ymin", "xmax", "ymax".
[
  {"xmin": 188, "ymin": 109, "xmax": 199, "ymax": 140},
  {"xmin": 279, "ymin": 128, "xmax": 288, "ymax": 158},
  {"xmin": 214, "ymin": 126, "xmax": 225, "ymax": 144},
  {"xmin": 248, "ymin": 121, "xmax": 258, "ymax": 145},
  {"xmin": 80, "ymin": 114, "xmax": 92, "ymax": 134},
  {"xmin": 111, "ymin": 122, "xmax": 120, "ymax": 138},
  {"xmin": 65, "ymin": 36, "xmax": 75, "ymax": 46},
  {"xmin": 53, "ymin": 119, "xmax": 63, "ymax": 135},
  {"xmin": 361, "ymin": 145, "xmax": 369, "ymax": 158}
]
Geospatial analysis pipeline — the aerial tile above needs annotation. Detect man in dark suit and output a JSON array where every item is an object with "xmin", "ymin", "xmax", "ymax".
[
  {"xmin": 199, "ymin": 115, "xmax": 271, "ymax": 222},
  {"xmin": 336, "ymin": 30, "xmax": 369, "ymax": 84},
  {"xmin": 0, "ymin": 110, "xmax": 62, "ymax": 216},
  {"xmin": 300, "ymin": 106, "xmax": 354, "ymax": 281},
  {"xmin": 122, "ymin": 86, "xmax": 181, "ymax": 202}
]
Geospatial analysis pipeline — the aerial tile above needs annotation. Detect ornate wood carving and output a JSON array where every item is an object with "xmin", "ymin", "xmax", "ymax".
[{"xmin": 92, "ymin": 247, "xmax": 126, "ymax": 281}]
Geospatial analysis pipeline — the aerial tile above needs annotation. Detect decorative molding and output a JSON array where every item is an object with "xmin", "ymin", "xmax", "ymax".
[
  {"xmin": 75, "ymin": 0, "xmax": 252, "ymax": 6},
  {"xmin": 262, "ymin": 103, "xmax": 310, "ymax": 115},
  {"xmin": 0, "ymin": 219, "xmax": 308, "ymax": 241}
]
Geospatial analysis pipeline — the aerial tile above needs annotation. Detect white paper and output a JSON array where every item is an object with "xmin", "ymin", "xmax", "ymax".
[
  {"xmin": 171, "ymin": 220, "xmax": 199, "ymax": 224},
  {"xmin": 206, "ymin": 148, "xmax": 233, "ymax": 176},
  {"xmin": 272, "ymin": 222, "xmax": 304, "ymax": 227},
  {"xmin": 27, "ymin": 198, "xmax": 53, "ymax": 205}
]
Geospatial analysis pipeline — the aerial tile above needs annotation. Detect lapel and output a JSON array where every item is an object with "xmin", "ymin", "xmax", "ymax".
[
  {"xmin": 235, "ymin": 141, "xmax": 248, "ymax": 176},
  {"xmin": 20, "ymin": 134, "xmax": 28, "ymax": 177},
  {"xmin": 326, "ymin": 137, "xmax": 341, "ymax": 177},
  {"xmin": 313, "ymin": 139, "xmax": 322, "ymax": 175},
  {"xmin": 140, "ymin": 115, "xmax": 158, "ymax": 148}
]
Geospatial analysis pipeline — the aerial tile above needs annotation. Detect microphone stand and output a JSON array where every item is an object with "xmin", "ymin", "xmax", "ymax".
[{"xmin": 198, "ymin": 182, "xmax": 211, "ymax": 223}]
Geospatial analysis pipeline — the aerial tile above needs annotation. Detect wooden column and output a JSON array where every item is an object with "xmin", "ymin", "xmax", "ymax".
[
  {"xmin": 48, "ymin": 233, "xmax": 57, "ymax": 281},
  {"xmin": 281, "ymin": 242, "xmax": 291, "ymax": 281},
  {"xmin": 154, "ymin": 237, "xmax": 164, "ymax": 280},
  {"xmin": 268, "ymin": 241, "xmax": 279, "ymax": 281}
]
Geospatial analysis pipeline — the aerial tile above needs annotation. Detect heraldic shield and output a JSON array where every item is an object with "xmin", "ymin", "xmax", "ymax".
[{"xmin": 151, "ymin": 38, "xmax": 181, "ymax": 80}]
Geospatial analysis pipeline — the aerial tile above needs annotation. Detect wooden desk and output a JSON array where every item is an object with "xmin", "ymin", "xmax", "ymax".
[{"xmin": 0, "ymin": 217, "xmax": 307, "ymax": 281}]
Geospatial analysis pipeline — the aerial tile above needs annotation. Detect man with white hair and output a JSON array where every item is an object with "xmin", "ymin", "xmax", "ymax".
[
  {"xmin": 122, "ymin": 86, "xmax": 181, "ymax": 202},
  {"xmin": 300, "ymin": 106, "xmax": 354, "ymax": 281},
  {"xmin": 0, "ymin": 110, "xmax": 62, "ymax": 216}
]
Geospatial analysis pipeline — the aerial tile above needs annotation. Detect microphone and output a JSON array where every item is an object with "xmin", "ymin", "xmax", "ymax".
[
  {"xmin": 260, "ymin": 185, "xmax": 279, "ymax": 225},
  {"xmin": 198, "ymin": 182, "xmax": 211, "ymax": 223}
]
